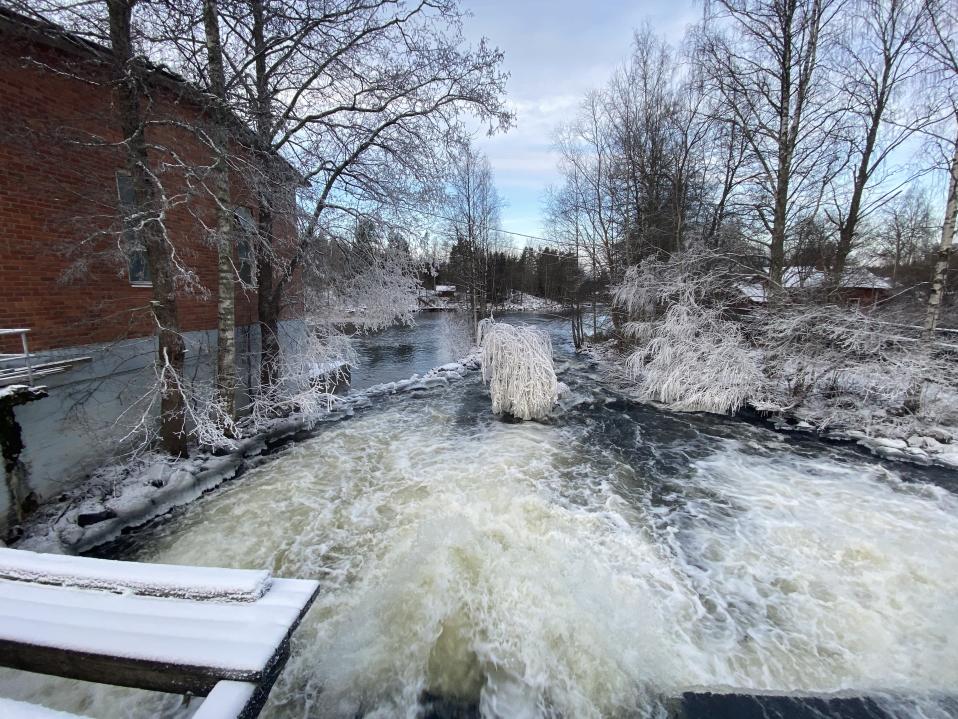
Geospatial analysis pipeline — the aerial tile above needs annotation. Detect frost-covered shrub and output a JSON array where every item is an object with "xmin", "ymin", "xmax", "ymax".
[
  {"xmin": 612, "ymin": 250, "xmax": 958, "ymax": 430},
  {"xmin": 613, "ymin": 251, "xmax": 764, "ymax": 414},
  {"xmin": 754, "ymin": 305, "xmax": 958, "ymax": 429},
  {"xmin": 625, "ymin": 304, "xmax": 765, "ymax": 414},
  {"xmin": 477, "ymin": 319, "xmax": 558, "ymax": 420},
  {"xmin": 438, "ymin": 311, "xmax": 475, "ymax": 360},
  {"xmin": 245, "ymin": 323, "xmax": 357, "ymax": 431},
  {"xmin": 612, "ymin": 250, "xmax": 743, "ymax": 321}
]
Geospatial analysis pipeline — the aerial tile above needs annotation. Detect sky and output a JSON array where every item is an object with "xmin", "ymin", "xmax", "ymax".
[{"xmin": 458, "ymin": 0, "xmax": 702, "ymax": 246}]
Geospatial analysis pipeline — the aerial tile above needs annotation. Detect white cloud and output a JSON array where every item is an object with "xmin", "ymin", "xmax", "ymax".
[{"xmin": 458, "ymin": 0, "xmax": 701, "ymax": 243}]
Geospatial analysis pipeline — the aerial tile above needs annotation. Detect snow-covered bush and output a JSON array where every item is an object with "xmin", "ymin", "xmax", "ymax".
[
  {"xmin": 610, "ymin": 250, "xmax": 958, "ymax": 431},
  {"xmin": 613, "ymin": 251, "xmax": 764, "ymax": 414},
  {"xmin": 754, "ymin": 305, "xmax": 958, "ymax": 430},
  {"xmin": 612, "ymin": 250, "xmax": 742, "ymax": 320},
  {"xmin": 477, "ymin": 319, "xmax": 558, "ymax": 420},
  {"xmin": 625, "ymin": 304, "xmax": 765, "ymax": 414},
  {"xmin": 438, "ymin": 311, "xmax": 475, "ymax": 360}
]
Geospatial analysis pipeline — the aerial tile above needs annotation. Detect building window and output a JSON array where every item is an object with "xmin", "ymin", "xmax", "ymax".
[
  {"xmin": 115, "ymin": 172, "xmax": 151, "ymax": 286},
  {"xmin": 234, "ymin": 206, "xmax": 255, "ymax": 285}
]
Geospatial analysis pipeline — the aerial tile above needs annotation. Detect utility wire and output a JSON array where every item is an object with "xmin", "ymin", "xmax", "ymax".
[{"xmin": 383, "ymin": 202, "xmax": 556, "ymax": 245}]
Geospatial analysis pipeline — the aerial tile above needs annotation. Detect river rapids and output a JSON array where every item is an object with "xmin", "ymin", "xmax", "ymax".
[{"xmin": 2, "ymin": 315, "xmax": 956, "ymax": 718}]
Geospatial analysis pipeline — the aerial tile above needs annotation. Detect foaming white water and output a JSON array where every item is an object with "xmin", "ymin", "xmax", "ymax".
[
  {"xmin": 2, "ymin": 388, "xmax": 957, "ymax": 718},
  {"xmin": 659, "ymin": 446, "xmax": 958, "ymax": 694}
]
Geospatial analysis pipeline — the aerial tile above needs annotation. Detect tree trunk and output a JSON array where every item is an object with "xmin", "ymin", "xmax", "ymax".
[
  {"xmin": 106, "ymin": 0, "xmax": 187, "ymax": 457},
  {"xmin": 924, "ymin": 133, "xmax": 958, "ymax": 338},
  {"xmin": 834, "ymin": 100, "xmax": 887, "ymax": 288},
  {"xmin": 250, "ymin": 0, "xmax": 283, "ymax": 391},
  {"xmin": 202, "ymin": 0, "xmax": 237, "ymax": 422},
  {"xmin": 256, "ymin": 205, "xmax": 282, "ymax": 389}
]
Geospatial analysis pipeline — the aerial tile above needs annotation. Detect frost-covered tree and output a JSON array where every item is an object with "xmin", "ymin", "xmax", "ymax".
[
  {"xmin": 445, "ymin": 142, "xmax": 505, "ymax": 335},
  {"xmin": 920, "ymin": 0, "xmax": 958, "ymax": 337},
  {"xmin": 477, "ymin": 320, "xmax": 558, "ymax": 421},
  {"xmin": 613, "ymin": 251, "xmax": 765, "ymax": 414}
]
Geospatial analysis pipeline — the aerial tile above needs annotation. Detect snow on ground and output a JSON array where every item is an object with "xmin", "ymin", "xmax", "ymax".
[
  {"xmin": 11, "ymin": 353, "xmax": 481, "ymax": 555},
  {"xmin": 493, "ymin": 292, "xmax": 564, "ymax": 313}
]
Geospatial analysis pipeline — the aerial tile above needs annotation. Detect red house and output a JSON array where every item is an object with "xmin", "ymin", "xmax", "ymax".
[
  {"xmin": 0, "ymin": 8, "xmax": 302, "ymax": 358},
  {"xmin": 0, "ymin": 9, "xmax": 302, "ymax": 532}
]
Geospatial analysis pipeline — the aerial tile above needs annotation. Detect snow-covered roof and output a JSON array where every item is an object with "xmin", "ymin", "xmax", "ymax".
[
  {"xmin": 838, "ymin": 267, "xmax": 893, "ymax": 290},
  {"xmin": 435, "ymin": 284, "xmax": 456, "ymax": 292},
  {"xmin": 737, "ymin": 267, "xmax": 892, "ymax": 304},
  {"xmin": 783, "ymin": 266, "xmax": 892, "ymax": 290}
]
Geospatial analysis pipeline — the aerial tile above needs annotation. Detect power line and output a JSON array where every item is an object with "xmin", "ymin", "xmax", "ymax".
[{"xmin": 385, "ymin": 202, "xmax": 557, "ymax": 245}]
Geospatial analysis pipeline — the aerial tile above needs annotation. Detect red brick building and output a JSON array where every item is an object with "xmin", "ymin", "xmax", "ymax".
[{"xmin": 0, "ymin": 8, "xmax": 300, "ymax": 356}]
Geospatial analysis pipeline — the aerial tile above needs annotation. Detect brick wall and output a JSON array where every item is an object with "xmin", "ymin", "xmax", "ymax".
[{"xmin": 0, "ymin": 23, "xmax": 301, "ymax": 355}]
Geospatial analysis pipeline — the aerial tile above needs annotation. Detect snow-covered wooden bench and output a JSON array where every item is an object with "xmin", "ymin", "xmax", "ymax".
[{"xmin": 0, "ymin": 548, "xmax": 319, "ymax": 718}]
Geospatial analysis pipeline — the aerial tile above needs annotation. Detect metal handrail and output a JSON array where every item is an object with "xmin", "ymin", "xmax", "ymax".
[{"xmin": 0, "ymin": 328, "xmax": 33, "ymax": 385}]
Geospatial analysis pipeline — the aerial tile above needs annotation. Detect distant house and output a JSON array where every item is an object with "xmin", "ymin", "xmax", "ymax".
[
  {"xmin": 435, "ymin": 285, "xmax": 457, "ymax": 298},
  {"xmin": 737, "ymin": 267, "xmax": 893, "ymax": 306}
]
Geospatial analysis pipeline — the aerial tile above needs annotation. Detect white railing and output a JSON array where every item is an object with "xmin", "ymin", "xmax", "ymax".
[
  {"xmin": 0, "ymin": 328, "xmax": 34, "ymax": 385},
  {"xmin": 0, "ymin": 329, "xmax": 91, "ymax": 387}
]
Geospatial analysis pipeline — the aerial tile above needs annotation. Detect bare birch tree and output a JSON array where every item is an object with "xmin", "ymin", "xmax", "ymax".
[
  {"xmin": 921, "ymin": 0, "xmax": 958, "ymax": 336},
  {"xmin": 200, "ymin": 0, "xmax": 238, "ymax": 424},
  {"xmin": 828, "ymin": 0, "xmax": 933, "ymax": 284},
  {"xmin": 699, "ymin": 0, "xmax": 844, "ymax": 291}
]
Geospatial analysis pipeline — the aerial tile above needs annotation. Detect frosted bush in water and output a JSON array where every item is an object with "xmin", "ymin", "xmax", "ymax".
[{"xmin": 477, "ymin": 319, "xmax": 558, "ymax": 420}]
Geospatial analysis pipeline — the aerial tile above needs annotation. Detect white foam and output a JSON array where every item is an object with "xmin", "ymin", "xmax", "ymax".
[{"xmin": 2, "ymin": 392, "xmax": 956, "ymax": 718}]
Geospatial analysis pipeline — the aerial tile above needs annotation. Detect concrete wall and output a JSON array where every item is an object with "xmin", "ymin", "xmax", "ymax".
[{"xmin": 1, "ymin": 319, "xmax": 307, "ymax": 536}]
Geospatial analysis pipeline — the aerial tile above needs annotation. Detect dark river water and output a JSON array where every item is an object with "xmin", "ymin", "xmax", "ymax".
[{"xmin": 2, "ymin": 312, "xmax": 956, "ymax": 718}]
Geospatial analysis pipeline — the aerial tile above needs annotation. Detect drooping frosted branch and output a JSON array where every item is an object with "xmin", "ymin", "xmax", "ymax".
[{"xmin": 478, "ymin": 319, "xmax": 558, "ymax": 420}]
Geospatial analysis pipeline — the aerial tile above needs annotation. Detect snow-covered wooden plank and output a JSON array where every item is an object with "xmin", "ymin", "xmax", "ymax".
[
  {"xmin": 0, "ymin": 697, "xmax": 91, "ymax": 718},
  {"xmin": 0, "ymin": 548, "xmax": 271, "ymax": 602},
  {"xmin": 0, "ymin": 576, "xmax": 319, "ymax": 695},
  {"xmin": 192, "ymin": 681, "xmax": 258, "ymax": 719}
]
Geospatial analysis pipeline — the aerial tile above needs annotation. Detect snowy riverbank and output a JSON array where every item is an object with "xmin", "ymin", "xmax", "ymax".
[
  {"xmin": 493, "ymin": 293, "xmax": 565, "ymax": 313},
  {"xmin": 584, "ymin": 342, "xmax": 958, "ymax": 473},
  {"xmin": 10, "ymin": 354, "xmax": 481, "ymax": 555}
]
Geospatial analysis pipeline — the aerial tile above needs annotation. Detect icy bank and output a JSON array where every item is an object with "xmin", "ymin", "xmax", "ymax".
[
  {"xmin": 11, "ymin": 354, "xmax": 480, "ymax": 555},
  {"xmin": 585, "ymin": 342, "xmax": 958, "ymax": 473}
]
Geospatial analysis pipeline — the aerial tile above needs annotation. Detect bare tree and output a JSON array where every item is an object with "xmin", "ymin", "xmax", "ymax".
[
  {"xmin": 827, "ymin": 0, "xmax": 933, "ymax": 284},
  {"xmin": 200, "ymin": 0, "xmax": 238, "ymax": 424},
  {"xmin": 921, "ymin": 0, "xmax": 958, "ymax": 336},
  {"xmin": 699, "ymin": 0, "xmax": 844, "ymax": 291},
  {"xmin": 871, "ymin": 188, "xmax": 935, "ymax": 285},
  {"xmin": 445, "ymin": 142, "xmax": 503, "ymax": 334},
  {"xmin": 106, "ymin": 0, "xmax": 188, "ymax": 456},
  {"xmin": 184, "ymin": 0, "xmax": 512, "ymax": 387}
]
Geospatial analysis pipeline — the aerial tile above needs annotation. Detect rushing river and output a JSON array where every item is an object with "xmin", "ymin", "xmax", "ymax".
[{"xmin": 3, "ymin": 313, "xmax": 957, "ymax": 718}]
